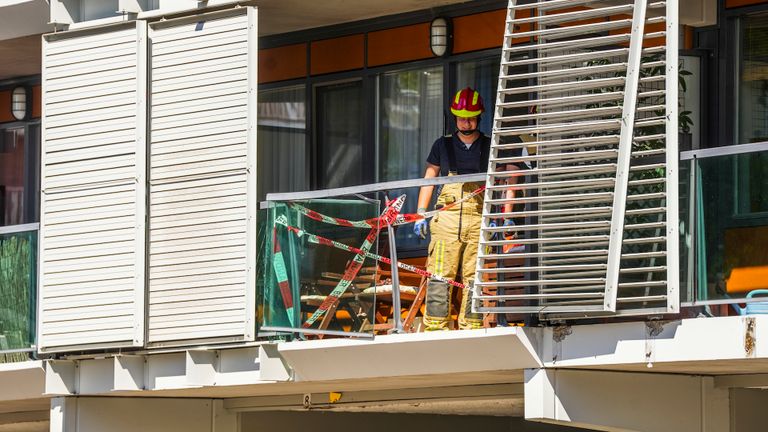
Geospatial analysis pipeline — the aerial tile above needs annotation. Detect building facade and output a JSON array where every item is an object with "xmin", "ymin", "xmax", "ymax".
[{"xmin": 1, "ymin": 0, "xmax": 768, "ymax": 431}]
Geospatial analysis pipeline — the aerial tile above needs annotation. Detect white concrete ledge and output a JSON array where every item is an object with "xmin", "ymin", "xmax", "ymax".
[
  {"xmin": 0, "ymin": 361, "xmax": 46, "ymax": 402},
  {"xmin": 278, "ymin": 327, "xmax": 543, "ymax": 382},
  {"xmin": 543, "ymin": 316, "xmax": 768, "ymax": 374}
]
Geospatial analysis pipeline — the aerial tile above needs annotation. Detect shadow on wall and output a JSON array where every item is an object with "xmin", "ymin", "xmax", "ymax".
[{"xmin": 241, "ymin": 411, "xmax": 588, "ymax": 432}]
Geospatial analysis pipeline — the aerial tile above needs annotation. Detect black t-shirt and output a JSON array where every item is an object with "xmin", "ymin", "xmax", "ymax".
[
  {"xmin": 426, "ymin": 133, "xmax": 491, "ymax": 176},
  {"xmin": 425, "ymin": 133, "xmax": 524, "ymax": 175}
]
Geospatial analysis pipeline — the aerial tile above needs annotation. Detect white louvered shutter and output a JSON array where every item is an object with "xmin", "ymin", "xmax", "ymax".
[
  {"xmin": 474, "ymin": 0, "xmax": 679, "ymax": 318},
  {"xmin": 40, "ymin": 22, "xmax": 147, "ymax": 352},
  {"xmin": 147, "ymin": 8, "xmax": 257, "ymax": 345}
]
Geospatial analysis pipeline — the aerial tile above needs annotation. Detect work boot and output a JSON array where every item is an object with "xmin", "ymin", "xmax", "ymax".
[{"xmin": 423, "ymin": 279, "xmax": 452, "ymax": 331}]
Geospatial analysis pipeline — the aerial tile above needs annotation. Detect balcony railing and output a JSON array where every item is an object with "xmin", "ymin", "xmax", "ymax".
[
  {"xmin": 681, "ymin": 142, "xmax": 768, "ymax": 316},
  {"xmin": 0, "ymin": 224, "xmax": 37, "ymax": 362},
  {"xmin": 259, "ymin": 174, "xmax": 486, "ymax": 338}
]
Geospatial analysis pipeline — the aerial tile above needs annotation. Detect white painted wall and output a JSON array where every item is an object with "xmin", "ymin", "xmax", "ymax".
[{"xmin": 49, "ymin": 397, "xmax": 236, "ymax": 432}]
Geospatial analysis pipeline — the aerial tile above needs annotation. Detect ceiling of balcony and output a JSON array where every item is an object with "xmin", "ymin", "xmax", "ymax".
[
  {"xmin": 0, "ymin": 0, "xmax": 470, "ymax": 80},
  {"xmin": 254, "ymin": 0, "xmax": 469, "ymax": 36}
]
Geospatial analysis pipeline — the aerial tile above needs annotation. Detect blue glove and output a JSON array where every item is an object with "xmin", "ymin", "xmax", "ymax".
[
  {"xmin": 414, "ymin": 219, "xmax": 428, "ymax": 239},
  {"xmin": 503, "ymin": 218, "xmax": 515, "ymax": 228}
]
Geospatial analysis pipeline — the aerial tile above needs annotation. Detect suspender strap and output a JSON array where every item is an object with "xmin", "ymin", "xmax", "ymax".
[{"xmin": 443, "ymin": 136, "xmax": 458, "ymax": 175}]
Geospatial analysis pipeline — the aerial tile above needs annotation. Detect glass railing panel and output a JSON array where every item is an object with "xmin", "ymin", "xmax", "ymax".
[
  {"xmin": 260, "ymin": 196, "xmax": 382, "ymax": 338},
  {"xmin": 0, "ymin": 227, "xmax": 37, "ymax": 362},
  {"xmin": 689, "ymin": 149, "xmax": 768, "ymax": 315}
]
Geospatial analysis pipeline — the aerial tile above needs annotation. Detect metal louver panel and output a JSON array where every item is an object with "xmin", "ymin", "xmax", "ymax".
[
  {"xmin": 39, "ymin": 22, "xmax": 147, "ymax": 352},
  {"xmin": 147, "ymin": 8, "xmax": 257, "ymax": 345},
  {"xmin": 474, "ymin": 0, "xmax": 678, "ymax": 317}
]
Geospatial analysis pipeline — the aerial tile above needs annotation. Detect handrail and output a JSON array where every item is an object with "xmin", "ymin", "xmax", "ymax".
[
  {"xmin": 0, "ymin": 223, "xmax": 40, "ymax": 236},
  {"xmin": 680, "ymin": 141, "xmax": 768, "ymax": 160},
  {"xmin": 263, "ymin": 173, "xmax": 486, "ymax": 203}
]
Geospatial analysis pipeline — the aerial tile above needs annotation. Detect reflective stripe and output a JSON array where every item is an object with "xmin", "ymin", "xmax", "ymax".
[{"xmin": 435, "ymin": 239, "xmax": 445, "ymax": 277}]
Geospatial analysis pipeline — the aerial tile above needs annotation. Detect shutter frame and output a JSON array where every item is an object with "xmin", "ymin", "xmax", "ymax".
[
  {"xmin": 39, "ymin": 21, "xmax": 148, "ymax": 352},
  {"xmin": 146, "ymin": 7, "xmax": 257, "ymax": 346}
]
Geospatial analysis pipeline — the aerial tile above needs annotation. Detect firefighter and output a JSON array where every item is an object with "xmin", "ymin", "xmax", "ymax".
[{"xmin": 414, "ymin": 87, "xmax": 521, "ymax": 331}]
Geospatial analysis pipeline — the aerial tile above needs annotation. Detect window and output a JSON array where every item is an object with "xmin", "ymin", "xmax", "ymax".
[
  {"xmin": 736, "ymin": 12, "xmax": 768, "ymax": 145},
  {"xmin": 379, "ymin": 67, "xmax": 443, "ymax": 182},
  {"xmin": 257, "ymin": 86, "xmax": 308, "ymax": 201},
  {"xmin": 378, "ymin": 66, "xmax": 444, "ymax": 248},
  {"xmin": 456, "ymin": 57, "xmax": 501, "ymax": 137},
  {"xmin": 316, "ymin": 81, "xmax": 365, "ymax": 189},
  {"xmin": 0, "ymin": 125, "xmax": 39, "ymax": 226}
]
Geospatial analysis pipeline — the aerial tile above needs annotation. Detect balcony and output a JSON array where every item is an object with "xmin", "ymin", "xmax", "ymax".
[
  {"xmin": 257, "ymin": 143, "xmax": 768, "ymax": 340},
  {"xmin": 0, "ymin": 224, "xmax": 37, "ymax": 363}
]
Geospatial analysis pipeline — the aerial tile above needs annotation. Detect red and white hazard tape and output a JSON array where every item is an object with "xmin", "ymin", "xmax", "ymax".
[
  {"xmin": 286, "ymin": 185, "xmax": 485, "ymax": 229},
  {"xmin": 300, "ymin": 194, "xmax": 406, "ymax": 328},
  {"xmin": 275, "ymin": 217, "xmax": 466, "ymax": 290}
]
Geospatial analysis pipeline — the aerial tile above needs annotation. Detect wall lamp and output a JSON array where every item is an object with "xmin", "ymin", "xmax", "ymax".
[
  {"xmin": 11, "ymin": 86, "xmax": 29, "ymax": 121},
  {"xmin": 430, "ymin": 17, "xmax": 451, "ymax": 57}
]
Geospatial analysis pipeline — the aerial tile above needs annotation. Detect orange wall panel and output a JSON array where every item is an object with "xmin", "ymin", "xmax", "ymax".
[
  {"xmin": 454, "ymin": 9, "xmax": 505, "ymax": 53},
  {"xmin": 453, "ymin": 9, "xmax": 533, "ymax": 52},
  {"xmin": 311, "ymin": 35, "xmax": 365, "ymax": 75},
  {"xmin": 367, "ymin": 23, "xmax": 432, "ymax": 67},
  {"xmin": 259, "ymin": 43, "xmax": 307, "ymax": 84},
  {"xmin": 0, "ymin": 91, "xmax": 12, "ymax": 123},
  {"xmin": 726, "ymin": 0, "xmax": 768, "ymax": 8},
  {"xmin": 32, "ymin": 85, "xmax": 41, "ymax": 119},
  {"xmin": 684, "ymin": 25, "xmax": 694, "ymax": 50}
]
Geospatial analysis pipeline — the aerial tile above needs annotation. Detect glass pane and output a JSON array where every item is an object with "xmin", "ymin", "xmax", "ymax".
[
  {"xmin": 0, "ymin": 228, "xmax": 36, "ymax": 362},
  {"xmin": 736, "ymin": 151, "xmax": 768, "ymax": 215},
  {"xmin": 737, "ymin": 13, "xmax": 768, "ymax": 144},
  {"xmin": 316, "ymin": 81, "xmax": 364, "ymax": 189},
  {"xmin": 379, "ymin": 66, "xmax": 443, "ymax": 249},
  {"xmin": 0, "ymin": 128, "xmax": 26, "ymax": 226},
  {"xmin": 257, "ymin": 86, "xmax": 308, "ymax": 201},
  {"xmin": 694, "ymin": 151, "xmax": 768, "ymax": 311},
  {"xmin": 456, "ymin": 57, "xmax": 500, "ymax": 136},
  {"xmin": 261, "ymin": 196, "xmax": 381, "ymax": 337}
]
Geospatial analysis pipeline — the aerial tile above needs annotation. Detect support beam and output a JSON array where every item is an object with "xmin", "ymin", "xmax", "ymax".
[
  {"xmin": 525, "ymin": 369, "xmax": 729, "ymax": 432},
  {"xmin": 225, "ymin": 383, "xmax": 524, "ymax": 416}
]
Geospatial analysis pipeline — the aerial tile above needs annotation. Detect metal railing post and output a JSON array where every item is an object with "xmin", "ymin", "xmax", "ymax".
[{"xmin": 385, "ymin": 194, "xmax": 403, "ymax": 333}]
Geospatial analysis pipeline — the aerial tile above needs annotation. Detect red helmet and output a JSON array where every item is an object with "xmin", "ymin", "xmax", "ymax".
[{"xmin": 450, "ymin": 87, "xmax": 484, "ymax": 118}]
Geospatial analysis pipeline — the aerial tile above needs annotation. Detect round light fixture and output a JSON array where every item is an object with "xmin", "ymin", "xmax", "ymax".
[
  {"xmin": 11, "ymin": 87, "xmax": 28, "ymax": 121},
  {"xmin": 429, "ymin": 17, "xmax": 451, "ymax": 57}
]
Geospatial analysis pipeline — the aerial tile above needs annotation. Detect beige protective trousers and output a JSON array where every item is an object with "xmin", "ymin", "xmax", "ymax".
[{"xmin": 423, "ymin": 180, "xmax": 485, "ymax": 331}]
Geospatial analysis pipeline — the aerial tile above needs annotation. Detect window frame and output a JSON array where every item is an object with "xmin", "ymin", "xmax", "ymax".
[{"xmin": 0, "ymin": 119, "xmax": 41, "ymax": 229}]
